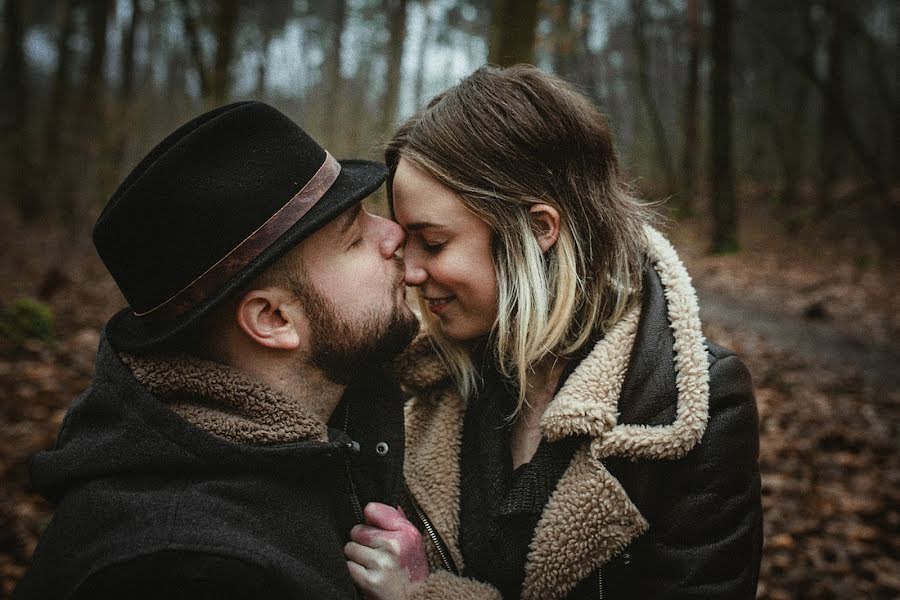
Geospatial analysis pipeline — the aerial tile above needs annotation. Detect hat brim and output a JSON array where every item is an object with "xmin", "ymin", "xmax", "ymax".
[{"xmin": 107, "ymin": 158, "xmax": 388, "ymax": 353}]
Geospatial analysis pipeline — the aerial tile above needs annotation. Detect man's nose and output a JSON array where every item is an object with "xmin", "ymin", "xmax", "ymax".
[{"xmin": 376, "ymin": 215, "xmax": 406, "ymax": 259}]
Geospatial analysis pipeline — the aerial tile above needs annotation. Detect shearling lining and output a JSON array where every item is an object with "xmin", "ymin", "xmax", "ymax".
[{"xmin": 121, "ymin": 354, "xmax": 326, "ymax": 445}]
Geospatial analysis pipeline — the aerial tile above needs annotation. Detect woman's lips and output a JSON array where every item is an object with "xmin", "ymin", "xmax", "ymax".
[{"xmin": 425, "ymin": 296, "xmax": 454, "ymax": 315}]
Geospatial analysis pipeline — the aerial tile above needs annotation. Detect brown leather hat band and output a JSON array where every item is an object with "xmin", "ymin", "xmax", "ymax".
[{"xmin": 134, "ymin": 151, "xmax": 342, "ymax": 321}]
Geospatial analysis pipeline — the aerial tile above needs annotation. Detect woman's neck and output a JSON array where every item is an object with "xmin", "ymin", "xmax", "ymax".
[{"xmin": 509, "ymin": 355, "xmax": 568, "ymax": 470}]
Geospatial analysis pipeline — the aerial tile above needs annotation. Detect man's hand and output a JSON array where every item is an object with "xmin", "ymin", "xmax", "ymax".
[{"xmin": 344, "ymin": 502, "xmax": 429, "ymax": 599}]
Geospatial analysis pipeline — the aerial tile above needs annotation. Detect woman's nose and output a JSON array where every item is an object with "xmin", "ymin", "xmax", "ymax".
[{"xmin": 403, "ymin": 249, "xmax": 428, "ymax": 286}]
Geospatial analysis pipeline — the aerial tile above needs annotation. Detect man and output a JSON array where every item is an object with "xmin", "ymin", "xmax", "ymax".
[{"xmin": 14, "ymin": 101, "xmax": 419, "ymax": 599}]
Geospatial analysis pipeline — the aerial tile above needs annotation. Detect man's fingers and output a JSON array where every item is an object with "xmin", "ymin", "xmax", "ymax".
[{"xmin": 364, "ymin": 502, "xmax": 411, "ymax": 531}]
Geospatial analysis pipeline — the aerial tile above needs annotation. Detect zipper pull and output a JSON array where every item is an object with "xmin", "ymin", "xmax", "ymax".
[{"xmin": 344, "ymin": 440, "xmax": 361, "ymax": 453}]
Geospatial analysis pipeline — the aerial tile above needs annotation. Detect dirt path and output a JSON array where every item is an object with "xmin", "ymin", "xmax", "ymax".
[{"xmin": 696, "ymin": 285, "xmax": 900, "ymax": 397}]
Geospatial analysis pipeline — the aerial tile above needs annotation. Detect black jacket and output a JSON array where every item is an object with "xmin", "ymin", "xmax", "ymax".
[
  {"xmin": 396, "ymin": 227, "xmax": 763, "ymax": 599},
  {"xmin": 14, "ymin": 332, "xmax": 405, "ymax": 599}
]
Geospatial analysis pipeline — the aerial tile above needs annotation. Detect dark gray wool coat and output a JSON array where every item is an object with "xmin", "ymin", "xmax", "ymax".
[{"xmin": 14, "ymin": 330, "xmax": 406, "ymax": 600}]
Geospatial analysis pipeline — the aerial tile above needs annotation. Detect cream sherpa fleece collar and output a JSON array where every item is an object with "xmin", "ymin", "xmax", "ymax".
[
  {"xmin": 120, "ymin": 354, "xmax": 327, "ymax": 445},
  {"xmin": 541, "ymin": 225, "xmax": 710, "ymax": 461},
  {"xmin": 398, "ymin": 225, "xmax": 710, "ymax": 462}
]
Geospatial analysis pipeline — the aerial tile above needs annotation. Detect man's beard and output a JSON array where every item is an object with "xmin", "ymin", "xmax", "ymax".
[{"xmin": 294, "ymin": 281, "xmax": 419, "ymax": 385}]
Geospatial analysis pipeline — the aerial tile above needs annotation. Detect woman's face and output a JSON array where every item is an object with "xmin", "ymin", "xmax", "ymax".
[{"xmin": 392, "ymin": 158, "xmax": 499, "ymax": 342}]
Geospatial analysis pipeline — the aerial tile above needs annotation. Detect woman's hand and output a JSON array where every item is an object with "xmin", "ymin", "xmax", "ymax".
[{"xmin": 344, "ymin": 502, "xmax": 429, "ymax": 599}]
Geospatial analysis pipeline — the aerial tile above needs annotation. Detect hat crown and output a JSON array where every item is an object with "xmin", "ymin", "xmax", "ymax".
[{"xmin": 93, "ymin": 101, "xmax": 326, "ymax": 314}]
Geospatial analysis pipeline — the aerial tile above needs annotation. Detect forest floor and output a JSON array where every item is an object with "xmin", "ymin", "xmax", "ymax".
[{"xmin": 0, "ymin": 195, "xmax": 897, "ymax": 598}]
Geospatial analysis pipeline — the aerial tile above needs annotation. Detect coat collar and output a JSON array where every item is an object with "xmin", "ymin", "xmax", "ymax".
[
  {"xmin": 121, "ymin": 353, "xmax": 327, "ymax": 444},
  {"xmin": 542, "ymin": 226, "xmax": 710, "ymax": 461}
]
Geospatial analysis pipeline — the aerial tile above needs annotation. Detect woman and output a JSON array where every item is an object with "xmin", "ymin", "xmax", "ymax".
[{"xmin": 344, "ymin": 65, "xmax": 762, "ymax": 599}]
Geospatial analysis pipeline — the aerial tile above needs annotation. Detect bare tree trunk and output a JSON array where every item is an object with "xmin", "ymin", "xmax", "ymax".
[
  {"xmin": 82, "ymin": 0, "xmax": 113, "ymax": 117},
  {"xmin": 818, "ymin": 0, "xmax": 845, "ymax": 213},
  {"xmin": 552, "ymin": 0, "xmax": 573, "ymax": 79},
  {"xmin": 380, "ymin": 0, "xmax": 408, "ymax": 136},
  {"xmin": 256, "ymin": 30, "xmax": 272, "ymax": 97},
  {"xmin": 42, "ymin": 0, "xmax": 75, "ymax": 220},
  {"xmin": 771, "ymin": 0, "xmax": 813, "ymax": 209},
  {"xmin": 678, "ymin": 0, "xmax": 700, "ymax": 216},
  {"xmin": 631, "ymin": 0, "xmax": 676, "ymax": 194},
  {"xmin": 322, "ymin": 0, "xmax": 348, "ymax": 145},
  {"xmin": 120, "ymin": 0, "xmax": 142, "ymax": 102},
  {"xmin": 211, "ymin": 0, "xmax": 239, "ymax": 106},
  {"xmin": 1, "ymin": 0, "xmax": 35, "ymax": 220},
  {"xmin": 179, "ymin": 0, "xmax": 211, "ymax": 99},
  {"xmin": 70, "ymin": 0, "xmax": 113, "ymax": 224},
  {"xmin": 488, "ymin": 0, "xmax": 539, "ymax": 66},
  {"xmin": 109, "ymin": 0, "xmax": 143, "ymax": 188},
  {"xmin": 413, "ymin": 3, "xmax": 433, "ymax": 106},
  {"xmin": 710, "ymin": 0, "xmax": 738, "ymax": 253}
]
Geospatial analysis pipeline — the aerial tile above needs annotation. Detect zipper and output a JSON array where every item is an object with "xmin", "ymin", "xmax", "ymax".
[
  {"xmin": 406, "ymin": 489, "xmax": 459, "ymax": 575},
  {"xmin": 342, "ymin": 440, "xmax": 364, "ymax": 524},
  {"xmin": 340, "ymin": 399, "xmax": 364, "ymax": 524},
  {"xmin": 597, "ymin": 566, "xmax": 603, "ymax": 599}
]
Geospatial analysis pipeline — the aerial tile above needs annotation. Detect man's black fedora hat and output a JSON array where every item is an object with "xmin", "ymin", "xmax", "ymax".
[{"xmin": 94, "ymin": 100, "xmax": 388, "ymax": 352}]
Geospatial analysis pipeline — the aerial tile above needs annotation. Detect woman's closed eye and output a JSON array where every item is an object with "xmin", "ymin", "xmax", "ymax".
[{"xmin": 422, "ymin": 240, "xmax": 447, "ymax": 253}]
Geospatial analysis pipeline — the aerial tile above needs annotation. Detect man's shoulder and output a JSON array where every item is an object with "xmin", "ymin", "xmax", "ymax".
[
  {"xmin": 67, "ymin": 546, "xmax": 355, "ymax": 600},
  {"xmin": 70, "ymin": 549, "xmax": 285, "ymax": 599}
]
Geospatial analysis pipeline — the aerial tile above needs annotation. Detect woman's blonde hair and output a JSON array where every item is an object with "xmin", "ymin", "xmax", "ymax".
[{"xmin": 386, "ymin": 65, "xmax": 652, "ymax": 413}]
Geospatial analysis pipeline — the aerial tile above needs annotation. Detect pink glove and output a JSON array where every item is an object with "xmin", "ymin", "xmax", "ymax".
[{"xmin": 345, "ymin": 502, "xmax": 429, "ymax": 599}]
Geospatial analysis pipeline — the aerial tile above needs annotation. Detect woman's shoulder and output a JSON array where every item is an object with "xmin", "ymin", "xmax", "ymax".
[{"xmin": 704, "ymin": 341, "xmax": 756, "ymax": 421}]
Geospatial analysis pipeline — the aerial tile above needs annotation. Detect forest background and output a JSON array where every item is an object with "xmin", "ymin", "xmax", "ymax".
[{"xmin": 0, "ymin": 0, "xmax": 897, "ymax": 598}]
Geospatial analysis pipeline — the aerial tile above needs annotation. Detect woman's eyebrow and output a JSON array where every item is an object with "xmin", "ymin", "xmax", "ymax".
[{"xmin": 405, "ymin": 221, "xmax": 446, "ymax": 231}]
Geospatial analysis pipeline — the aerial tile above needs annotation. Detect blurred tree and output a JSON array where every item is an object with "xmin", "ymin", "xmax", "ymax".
[
  {"xmin": 551, "ymin": 0, "xmax": 574, "ymax": 79},
  {"xmin": 120, "ymin": 0, "xmax": 142, "ymax": 102},
  {"xmin": 322, "ymin": 0, "xmax": 348, "ymax": 143},
  {"xmin": 1, "ymin": 0, "xmax": 35, "ymax": 220},
  {"xmin": 678, "ymin": 0, "xmax": 700, "ymax": 216},
  {"xmin": 412, "ymin": 0, "xmax": 434, "ymax": 106},
  {"xmin": 381, "ymin": 0, "xmax": 409, "ymax": 136},
  {"xmin": 488, "ymin": 0, "xmax": 539, "ymax": 65},
  {"xmin": 178, "ymin": 0, "xmax": 239, "ymax": 105},
  {"xmin": 41, "ymin": 0, "xmax": 76, "ymax": 220},
  {"xmin": 741, "ymin": 0, "xmax": 896, "ymax": 230},
  {"xmin": 710, "ymin": 0, "xmax": 737, "ymax": 253},
  {"xmin": 250, "ymin": 4, "xmax": 294, "ymax": 97},
  {"xmin": 767, "ymin": 0, "xmax": 814, "ymax": 209},
  {"xmin": 211, "ymin": 0, "xmax": 239, "ymax": 105},
  {"xmin": 819, "ymin": 0, "xmax": 846, "ymax": 213},
  {"xmin": 81, "ymin": 0, "xmax": 113, "ymax": 118},
  {"xmin": 179, "ymin": 0, "xmax": 210, "ymax": 97},
  {"xmin": 631, "ymin": 0, "xmax": 676, "ymax": 195}
]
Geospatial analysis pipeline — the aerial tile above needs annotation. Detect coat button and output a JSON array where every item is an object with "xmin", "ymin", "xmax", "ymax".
[{"xmin": 375, "ymin": 442, "xmax": 390, "ymax": 456}]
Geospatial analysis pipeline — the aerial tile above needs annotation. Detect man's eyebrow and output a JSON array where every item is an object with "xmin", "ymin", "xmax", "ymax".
[{"xmin": 336, "ymin": 204, "xmax": 363, "ymax": 236}]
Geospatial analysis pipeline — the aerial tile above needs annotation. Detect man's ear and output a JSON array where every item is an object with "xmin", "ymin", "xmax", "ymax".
[
  {"xmin": 529, "ymin": 203, "xmax": 561, "ymax": 253},
  {"xmin": 235, "ymin": 288, "xmax": 302, "ymax": 351}
]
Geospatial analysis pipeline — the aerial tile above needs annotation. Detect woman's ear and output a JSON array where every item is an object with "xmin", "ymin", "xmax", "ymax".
[
  {"xmin": 235, "ymin": 288, "xmax": 302, "ymax": 351},
  {"xmin": 529, "ymin": 203, "xmax": 561, "ymax": 253}
]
